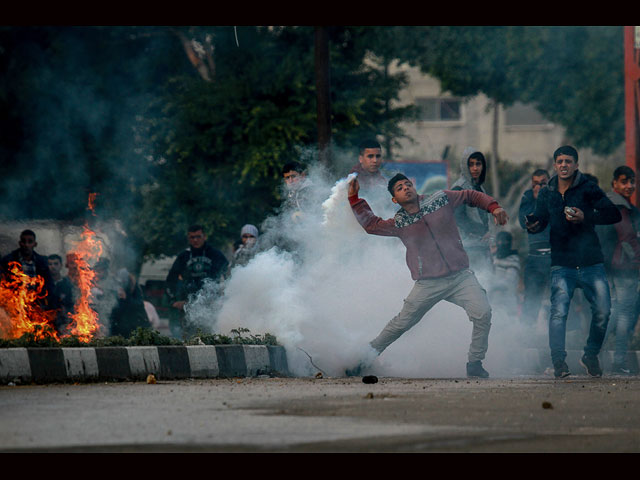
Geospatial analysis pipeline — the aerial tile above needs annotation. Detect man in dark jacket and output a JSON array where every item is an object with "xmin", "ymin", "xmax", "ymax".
[
  {"xmin": 165, "ymin": 224, "xmax": 229, "ymax": 338},
  {"xmin": 347, "ymin": 173, "xmax": 508, "ymax": 378},
  {"xmin": 596, "ymin": 166, "xmax": 640, "ymax": 374},
  {"xmin": 526, "ymin": 146, "xmax": 621, "ymax": 378},
  {"xmin": 518, "ymin": 169, "xmax": 552, "ymax": 328}
]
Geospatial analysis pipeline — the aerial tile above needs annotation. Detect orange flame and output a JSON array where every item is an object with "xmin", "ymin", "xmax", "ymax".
[
  {"xmin": 65, "ymin": 222, "xmax": 104, "ymax": 342},
  {"xmin": 0, "ymin": 192, "xmax": 106, "ymax": 344},
  {"xmin": 87, "ymin": 192, "xmax": 99, "ymax": 216},
  {"xmin": 0, "ymin": 262, "xmax": 59, "ymax": 341}
]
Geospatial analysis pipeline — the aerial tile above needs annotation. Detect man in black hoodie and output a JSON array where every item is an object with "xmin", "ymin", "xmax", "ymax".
[
  {"xmin": 165, "ymin": 224, "xmax": 228, "ymax": 338},
  {"xmin": 526, "ymin": 146, "xmax": 621, "ymax": 378}
]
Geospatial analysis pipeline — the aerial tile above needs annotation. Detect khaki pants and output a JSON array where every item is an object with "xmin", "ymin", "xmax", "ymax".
[{"xmin": 370, "ymin": 269, "xmax": 492, "ymax": 363}]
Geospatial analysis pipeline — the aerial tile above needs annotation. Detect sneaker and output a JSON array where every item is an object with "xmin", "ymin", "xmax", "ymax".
[
  {"xmin": 580, "ymin": 354, "xmax": 602, "ymax": 377},
  {"xmin": 553, "ymin": 361, "xmax": 571, "ymax": 378},
  {"xmin": 611, "ymin": 363, "xmax": 631, "ymax": 375},
  {"xmin": 466, "ymin": 361, "xmax": 489, "ymax": 378}
]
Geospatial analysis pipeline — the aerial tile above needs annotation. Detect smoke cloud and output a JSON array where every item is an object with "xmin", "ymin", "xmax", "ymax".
[{"xmin": 185, "ymin": 161, "xmax": 535, "ymax": 378}]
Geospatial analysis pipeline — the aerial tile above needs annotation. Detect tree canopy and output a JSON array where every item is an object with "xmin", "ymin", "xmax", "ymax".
[{"xmin": 0, "ymin": 26, "xmax": 626, "ymax": 263}]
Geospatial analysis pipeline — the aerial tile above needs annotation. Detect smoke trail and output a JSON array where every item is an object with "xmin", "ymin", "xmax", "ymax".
[{"xmin": 185, "ymin": 164, "xmax": 535, "ymax": 378}]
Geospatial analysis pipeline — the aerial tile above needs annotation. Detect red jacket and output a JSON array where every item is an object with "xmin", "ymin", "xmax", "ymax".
[{"xmin": 350, "ymin": 189, "xmax": 501, "ymax": 280}]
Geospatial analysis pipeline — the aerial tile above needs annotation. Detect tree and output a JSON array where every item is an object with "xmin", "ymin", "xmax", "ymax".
[
  {"xmin": 396, "ymin": 26, "xmax": 625, "ymax": 198},
  {"xmin": 0, "ymin": 26, "xmax": 426, "ymax": 261},
  {"xmin": 133, "ymin": 26, "xmax": 418, "ymax": 256}
]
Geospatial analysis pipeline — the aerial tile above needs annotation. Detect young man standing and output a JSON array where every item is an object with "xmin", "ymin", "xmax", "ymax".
[
  {"xmin": 451, "ymin": 148, "xmax": 492, "ymax": 276},
  {"xmin": 165, "ymin": 225, "xmax": 228, "ymax": 338},
  {"xmin": 518, "ymin": 169, "xmax": 552, "ymax": 328},
  {"xmin": 596, "ymin": 166, "xmax": 640, "ymax": 374},
  {"xmin": 281, "ymin": 162, "xmax": 312, "ymax": 216},
  {"xmin": 526, "ymin": 146, "xmax": 621, "ymax": 378},
  {"xmin": 347, "ymin": 173, "xmax": 508, "ymax": 378},
  {"xmin": 349, "ymin": 139, "xmax": 388, "ymax": 191}
]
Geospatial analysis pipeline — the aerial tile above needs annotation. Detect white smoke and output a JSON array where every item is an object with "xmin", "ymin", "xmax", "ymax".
[{"xmin": 185, "ymin": 164, "xmax": 536, "ymax": 378}]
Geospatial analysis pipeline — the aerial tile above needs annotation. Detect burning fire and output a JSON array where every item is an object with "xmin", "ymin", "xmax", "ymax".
[
  {"xmin": 65, "ymin": 222, "xmax": 104, "ymax": 342},
  {"xmin": 0, "ymin": 193, "xmax": 105, "ymax": 343},
  {"xmin": 0, "ymin": 262, "xmax": 59, "ymax": 341}
]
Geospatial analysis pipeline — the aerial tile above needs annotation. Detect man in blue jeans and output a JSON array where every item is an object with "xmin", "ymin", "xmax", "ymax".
[{"xmin": 526, "ymin": 146, "xmax": 621, "ymax": 378}]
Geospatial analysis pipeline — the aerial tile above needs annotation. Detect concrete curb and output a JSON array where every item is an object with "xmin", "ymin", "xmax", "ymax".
[{"xmin": 0, "ymin": 345, "xmax": 289, "ymax": 384}]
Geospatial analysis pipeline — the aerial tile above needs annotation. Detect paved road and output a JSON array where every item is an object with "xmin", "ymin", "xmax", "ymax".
[{"xmin": 1, "ymin": 374, "xmax": 640, "ymax": 452}]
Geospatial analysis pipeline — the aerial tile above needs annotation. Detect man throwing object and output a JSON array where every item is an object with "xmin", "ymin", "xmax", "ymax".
[{"xmin": 347, "ymin": 173, "xmax": 508, "ymax": 378}]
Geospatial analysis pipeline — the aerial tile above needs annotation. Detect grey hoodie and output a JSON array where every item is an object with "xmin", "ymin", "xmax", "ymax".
[{"xmin": 451, "ymin": 147, "xmax": 490, "ymax": 249}]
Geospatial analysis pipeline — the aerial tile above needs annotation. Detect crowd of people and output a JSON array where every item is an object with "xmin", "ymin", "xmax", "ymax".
[
  {"xmin": 344, "ymin": 141, "xmax": 639, "ymax": 380},
  {"xmin": 1, "ymin": 139, "xmax": 639, "ymax": 380}
]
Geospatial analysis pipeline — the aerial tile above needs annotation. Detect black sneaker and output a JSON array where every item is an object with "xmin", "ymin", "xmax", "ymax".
[
  {"xmin": 466, "ymin": 361, "xmax": 489, "ymax": 378},
  {"xmin": 553, "ymin": 361, "xmax": 571, "ymax": 378},
  {"xmin": 580, "ymin": 354, "xmax": 602, "ymax": 377}
]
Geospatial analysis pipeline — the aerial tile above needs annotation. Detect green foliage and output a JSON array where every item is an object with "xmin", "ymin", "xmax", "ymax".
[
  {"xmin": 132, "ymin": 26, "xmax": 417, "ymax": 256},
  {"xmin": 194, "ymin": 327, "xmax": 279, "ymax": 346},
  {"xmin": 0, "ymin": 327, "xmax": 278, "ymax": 348},
  {"xmin": 0, "ymin": 25, "xmax": 624, "ymax": 265},
  {"xmin": 403, "ymin": 26, "xmax": 624, "ymax": 156}
]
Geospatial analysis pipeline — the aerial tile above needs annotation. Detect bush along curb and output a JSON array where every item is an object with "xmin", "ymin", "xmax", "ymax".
[{"xmin": 0, "ymin": 344, "xmax": 289, "ymax": 385}]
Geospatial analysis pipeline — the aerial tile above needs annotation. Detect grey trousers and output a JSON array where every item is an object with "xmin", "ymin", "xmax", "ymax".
[{"xmin": 370, "ymin": 269, "xmax": 492, "ymax": 363}]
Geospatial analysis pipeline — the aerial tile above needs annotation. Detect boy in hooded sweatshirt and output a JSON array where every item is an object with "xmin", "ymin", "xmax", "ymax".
[{"xmin": 451, "ymin": 148, "xmax": 493, "ymax": 278}]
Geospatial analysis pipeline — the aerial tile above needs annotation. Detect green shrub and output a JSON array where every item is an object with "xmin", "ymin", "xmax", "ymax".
[{"xmin": 0, "ymin": 327, "xmax": 279, "ymax": 348}]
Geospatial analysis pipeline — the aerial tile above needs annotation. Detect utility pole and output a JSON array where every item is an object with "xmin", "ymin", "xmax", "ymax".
[
  {"xmin": 315, "ymin": 26, "xmax": 332, "ymax": 169},
  {"xmin": 625, "ymin": 26, "xmax": 640, "ymax": 204}
]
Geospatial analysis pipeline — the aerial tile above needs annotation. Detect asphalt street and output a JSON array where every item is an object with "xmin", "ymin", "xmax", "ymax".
[{"xmin": 2, "ymin": 374, "xmax": 640, "ymax": 453}]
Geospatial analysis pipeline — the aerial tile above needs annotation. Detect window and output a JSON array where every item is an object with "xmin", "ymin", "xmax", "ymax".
[
  {"xmin": 505, "ymin": 102, "xmax": 551, "ymax": 127},
  {"xmin": 415, "ymin": 97, "xmax": 462, "ymax": 122}
]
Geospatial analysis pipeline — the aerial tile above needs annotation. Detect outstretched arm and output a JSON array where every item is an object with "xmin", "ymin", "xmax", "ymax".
[
  {"xmin": 446, "ymin": 189, "xmax": 508, "ymax": 226},
  {"xmin": 348, "ymin": 178, "xmax": 397, "ymax": 237}
]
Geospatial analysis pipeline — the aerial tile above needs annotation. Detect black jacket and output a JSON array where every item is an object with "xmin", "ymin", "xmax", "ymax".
[
  {"xmin": 165, "ymin": 243, "xmax": 229, "ymax": 302},
  {"xmin": 529, "ymin": 171, "xmax": 621, "ymax": 268}
]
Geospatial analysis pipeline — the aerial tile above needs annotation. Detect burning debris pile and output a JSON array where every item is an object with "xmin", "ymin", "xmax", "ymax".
[{"xmin": 0, "ymin": 194, "xmax": 105, "ymax": 344}]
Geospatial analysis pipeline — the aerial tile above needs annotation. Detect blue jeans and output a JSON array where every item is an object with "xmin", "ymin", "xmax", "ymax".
[
  {"xmin": 521, "ymin": 253, "xmax": 551, "ymax": 326},
  {"xmin": 549, "ymin": 263, "xmax": 611, "ymax": 366},
  {"xmin": 608, "ymin": 271, "xmax": 640, "ymax": 366}
]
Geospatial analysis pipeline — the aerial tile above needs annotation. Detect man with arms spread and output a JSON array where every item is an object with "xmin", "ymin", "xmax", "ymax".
[
  {"xmin": 526, "ymin": 146, "xmax": 621, "ymax": 378},
  {"xmin": 346, "ymin": 173, "xmax": 508, "ymax": 378}
]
